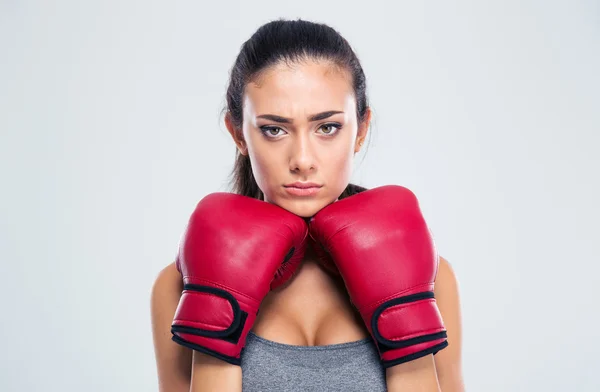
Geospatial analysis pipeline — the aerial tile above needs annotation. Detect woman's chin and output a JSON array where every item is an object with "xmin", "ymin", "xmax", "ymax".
[{"xmin": 271, "ymin": 197, "xmax": 334, "ymax": 218}]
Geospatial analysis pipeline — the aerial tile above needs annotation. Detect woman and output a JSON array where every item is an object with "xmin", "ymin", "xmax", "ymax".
[{"xmin": 151, "ymin": 19, "xmax": 464, "ymax": 391}]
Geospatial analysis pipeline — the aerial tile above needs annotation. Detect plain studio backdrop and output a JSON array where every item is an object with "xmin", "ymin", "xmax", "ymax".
[{"xmin": 1, "ymin": 1, "xmax": 598, "ymax": 391}]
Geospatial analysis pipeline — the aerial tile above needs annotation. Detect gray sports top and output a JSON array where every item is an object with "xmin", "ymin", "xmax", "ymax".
[{"xmin": 240, "ymin": 331, "xmax": 387, "ymax": 391}]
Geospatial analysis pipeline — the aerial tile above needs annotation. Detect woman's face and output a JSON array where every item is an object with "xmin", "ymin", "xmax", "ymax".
[{"xmin": 227, "ymin": 59, "xmax": 370, "ymax": 218}]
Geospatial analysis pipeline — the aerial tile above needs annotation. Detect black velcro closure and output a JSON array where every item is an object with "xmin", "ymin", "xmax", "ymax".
[
  {"xmin": 170, "ymin": 284, "xmax": 248, "ymax": 345},
  {"xmin": 371, "ymin": 291, "xmax": 447, "ymax": 353}
]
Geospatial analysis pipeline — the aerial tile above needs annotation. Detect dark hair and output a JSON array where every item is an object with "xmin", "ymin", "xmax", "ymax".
[{"xmin": 224, "ymin": 18, "xmax": 370, "ymax": 200}]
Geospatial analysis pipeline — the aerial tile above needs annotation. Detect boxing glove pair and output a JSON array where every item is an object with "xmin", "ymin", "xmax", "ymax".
[{"xmin": 170, "ymin": 185, "xmax": 447, "ymax": 368}]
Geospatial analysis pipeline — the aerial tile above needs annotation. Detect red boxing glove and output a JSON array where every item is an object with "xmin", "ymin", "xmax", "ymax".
[
  {"xmin": 309, "ymin": 185, "xmax": 448, "ymax": 368},
  {"xmin": 171, "ymin": 193, "xmax": 307, "ymax": 365},
  {"xmin": 308, "ymin": 235, "xmax": 339, "ymax": 276}
]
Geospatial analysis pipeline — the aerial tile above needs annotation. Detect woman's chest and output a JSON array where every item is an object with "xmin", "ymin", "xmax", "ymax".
[{"xmin": 251, "ymin": 259, "xmax": 368, "ymax": 346}]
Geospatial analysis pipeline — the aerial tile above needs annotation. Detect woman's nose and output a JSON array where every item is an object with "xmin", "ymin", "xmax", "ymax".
[{"xmin": 289, "ymin": 136, "xmax": 316, "ymax": 174}]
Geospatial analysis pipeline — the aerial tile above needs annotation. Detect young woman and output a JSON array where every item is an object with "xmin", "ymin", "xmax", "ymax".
[{"xmin": 151, "ymin": 19, "xmax": 464, "ymax": 392}]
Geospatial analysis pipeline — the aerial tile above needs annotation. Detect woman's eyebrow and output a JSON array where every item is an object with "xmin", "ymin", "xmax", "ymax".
[{"xmin": 256, "ymin": 110, "xmax": 344, "ymax": 124}]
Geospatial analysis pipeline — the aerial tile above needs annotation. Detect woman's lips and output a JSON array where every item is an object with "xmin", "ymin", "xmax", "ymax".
[{"xmin": 283, "ymin": 184, "xmax": 322, "ymax": 196}]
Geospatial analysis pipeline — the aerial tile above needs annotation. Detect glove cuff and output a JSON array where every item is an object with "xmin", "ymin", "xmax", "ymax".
[
  {"xmin": 370, "ymin": 291, "xmax": 448, "ymax": 364},
  {"xmin": 170, "ymin": 284, "xmax": 257, "ymax": 366}
]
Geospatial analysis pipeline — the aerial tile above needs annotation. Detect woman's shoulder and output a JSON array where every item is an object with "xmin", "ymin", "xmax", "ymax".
[
  {"xmin": 151, "ymin": 262, "xmax": 183, "ymax": 310},
  {"xmin": 153, "ymin": 261, "xmax": 180, "ymax": 284},
  {"xmin": 434, "ymin": 256, "xmax": 460, "ymax": 304},
  {"xmin": 437, "ymin": 256, "xmax": 457, "ymax": 280}
]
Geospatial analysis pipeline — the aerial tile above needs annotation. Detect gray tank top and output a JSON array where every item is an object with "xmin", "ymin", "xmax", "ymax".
[{"xmin": 240, "ymin": 331, "xmax": 387, "ymax": 391}]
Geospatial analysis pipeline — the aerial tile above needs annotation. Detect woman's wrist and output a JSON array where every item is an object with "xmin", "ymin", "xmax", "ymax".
[
  {"xmin": 385, "ymin": 354, "xmax": 441, "ymax": 392},
  {"xmin": 190, "ymin": 352, "xmax": 242, "ymax": 392}
]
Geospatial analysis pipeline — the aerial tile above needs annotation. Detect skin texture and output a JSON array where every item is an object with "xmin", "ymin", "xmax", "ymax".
[{"xmin": 151, "ymin": 59, "xmax": 464, "ymax": 391}]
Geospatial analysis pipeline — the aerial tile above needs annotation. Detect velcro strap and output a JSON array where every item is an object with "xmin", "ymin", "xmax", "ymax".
[
  {"xmin": 371, "ymin": 291, "xmax": 446, "ymax": 353},
  {"xmin": 171, "ymin": 284, "xmax": 247, "ymax": 344}
]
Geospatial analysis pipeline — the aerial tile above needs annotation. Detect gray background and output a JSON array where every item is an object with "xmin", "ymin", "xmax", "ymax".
[{"xmin": 1, "ymin": 0, "xmax": 598, "ymax": 390}]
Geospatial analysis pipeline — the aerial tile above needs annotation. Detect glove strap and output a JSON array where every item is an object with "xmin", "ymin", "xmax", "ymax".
[
  {"xmin": 371, "ymin": 291, "xmax": 448, "ymax": 367},
  {"xmin": 171, "ymin": 284, "xmax": 248, "ymax": 342},
  {"xmin": 171, "ymin": 284, "xmax": 250, "ymax": 365}
]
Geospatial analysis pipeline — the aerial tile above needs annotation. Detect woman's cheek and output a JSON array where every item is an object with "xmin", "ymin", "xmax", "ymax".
[
  {"xmin": 249, "ymin": 152, "xmax": 273, "ymax": 191},
  {"xmin": 258, "ymin": 157, "xmax": 288, "ymax": 202},
  {"xmin": 329, "ymin": 153, "xmax": 354, "ymax": 191}
]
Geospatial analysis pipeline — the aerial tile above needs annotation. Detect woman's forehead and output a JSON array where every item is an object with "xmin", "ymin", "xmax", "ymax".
[{"xmin": 244, "ymin": 63, "xmax": 355, "ymax": 118}]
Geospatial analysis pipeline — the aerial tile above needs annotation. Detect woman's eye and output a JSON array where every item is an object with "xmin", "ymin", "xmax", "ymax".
[
  {"xmin": 260, "ymin": 124, "xmax": 341, "ymax": 138},
  {"xmin": 318, "ymin": 123, "xmax": 341, "ymax": 135},
  {"xmin": 261, "ymin": 127, "xmax": 285, "ymax": 137}
]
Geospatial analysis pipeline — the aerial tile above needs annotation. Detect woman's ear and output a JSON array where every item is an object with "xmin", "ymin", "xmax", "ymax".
[
  {"xmin": 225, "ymin": 112, "xmax": 248, "ymax": 155},
  {"xmin": 354, "ymin": 107, "xmax": 372, "ymax": 153}
]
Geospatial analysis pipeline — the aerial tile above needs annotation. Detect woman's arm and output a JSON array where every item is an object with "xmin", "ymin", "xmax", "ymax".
[
  {"xmin": 151, "ymin": 262, "xmax": 243, "ymax": 392},
  {"xmin": 190, "ymin": 352, "xmax": 242, "ymax": 391},
  {"xmin": 385, "ymin": 354, "xmax": 440, "ymax": 392},
  {"xmin": 386, "ymin": 354, "xmax": 441, "ymax": 391},
  {"xmin": 151, "ymin": 262, "xmax": 192, "ymax": 392},
  {"xmin": 433, "ymin": 257, "xmax": 465, "ymax": 391}
]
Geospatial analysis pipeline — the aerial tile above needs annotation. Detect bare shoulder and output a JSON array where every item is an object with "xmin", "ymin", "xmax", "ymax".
[
  {"xmin": 433, "ymin": 256, "xmax": 466, "ymax": 391},
  {"xmin": 435, "ymin": 256, "xmax": 460, "ymax": 297},
  {"xmin": 152, "ymin": 262, "xmax": 182, "ymax": 298}
]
